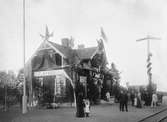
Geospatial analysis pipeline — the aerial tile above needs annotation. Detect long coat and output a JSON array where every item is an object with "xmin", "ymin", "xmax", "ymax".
[{"xmin": 76, "ymin": 93, "xmax": 85, "ymax": 117}]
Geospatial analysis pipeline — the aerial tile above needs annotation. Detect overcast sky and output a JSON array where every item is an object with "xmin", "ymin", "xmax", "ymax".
[{"xmin": 0, "ymin": 0, "xmax": 167, "ymax": 91}]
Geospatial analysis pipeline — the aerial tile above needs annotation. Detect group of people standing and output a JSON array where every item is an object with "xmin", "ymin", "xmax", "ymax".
[
  {"xmin": 131, "ymin": 91, "xmax": 158, "ymax": 108},
  {"xmin": 118, "ymin": 90, "xmax": 159, "ymax": 112},
  {"xmin": 130, "ymin": 92, "xmax": 142, "ymax": 108},
  {"xmin": 75, "ymin": 82, "xmax": 91, "ymax": 118},
  {"xmin": 119, "ymin": 90, "xmax": 128, "ymax": 112}
]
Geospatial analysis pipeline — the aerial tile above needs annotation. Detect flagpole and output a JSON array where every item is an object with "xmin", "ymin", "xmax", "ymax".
[
  {"xmin": 22, "ymin": 0, "xmax": 27, "ymax": 114},
  {"xmin": 136, "ymin": 35, "xmax": 160, "ymax": 86}
]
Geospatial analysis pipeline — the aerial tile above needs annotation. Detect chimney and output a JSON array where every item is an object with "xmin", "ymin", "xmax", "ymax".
[{"xmin": 61, "ymin": 38, "xmax": 74, "ymax": 48}]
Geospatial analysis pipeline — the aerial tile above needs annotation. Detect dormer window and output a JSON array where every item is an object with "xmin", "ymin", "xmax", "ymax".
[{"xmin": 55, "ymin": 53, "xmax": 62, "ymax": 66}]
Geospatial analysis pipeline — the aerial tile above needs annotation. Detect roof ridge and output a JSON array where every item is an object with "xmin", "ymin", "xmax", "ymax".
[
  {"xmin": 48, "ymin": 40, "xmax": 74, "ymax": 49},
  {"xmin": 48, "ymin": 40, "xmax": 98, "ymax": 60},
  {"xmin": 48, "ymin": 40, "xmax": 61, "ymax": 46}
]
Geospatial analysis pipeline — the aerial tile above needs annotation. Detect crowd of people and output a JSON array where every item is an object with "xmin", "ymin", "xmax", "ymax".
[
  {"xmin": 76, "ymin": 91, "xmax": 160, "ymax": 118},
  {"xmin": 75, "ymin": 81, "xmax": 162, "ymax": 118},
  {"xmin": 75, "ymin": 88, "xmax": 162, "ymax": 118}
]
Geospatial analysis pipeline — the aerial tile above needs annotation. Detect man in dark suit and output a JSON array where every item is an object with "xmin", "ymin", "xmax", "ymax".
[
  {"xmin": 119, "ymin": 91, "xmax": 124, "ymax": 111},
  {"xmin": 123, "ymin": 91, "xmax": 128, "ymax": 112}
]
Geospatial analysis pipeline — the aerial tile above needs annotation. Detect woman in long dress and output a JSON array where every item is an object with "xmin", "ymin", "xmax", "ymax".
[{"xmin": 136, "ymin": 92, "xmax": 142, "ymax": 108}]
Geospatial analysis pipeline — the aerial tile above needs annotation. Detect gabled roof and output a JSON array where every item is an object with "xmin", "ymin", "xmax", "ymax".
[
  {"xmin": 48, "ymin": 41, "xmax": 73, "ymax": 58},
  {"xmin": 48, "ymin": 41, "xmax": 97, "ymax": 60}
]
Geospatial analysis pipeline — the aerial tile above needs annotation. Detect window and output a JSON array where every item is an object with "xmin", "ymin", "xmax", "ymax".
[
  {"xmin": 54, "ymin": 75, "xmax": 66, "ymax": 96},
  {"xmin": 55, "ymin": 54, "xmax": 62, "ymax": 66}
]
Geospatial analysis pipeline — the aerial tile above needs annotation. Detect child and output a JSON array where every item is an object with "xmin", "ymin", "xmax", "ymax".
[
  {"xmin": 84, "ymin": 99, "xmax": 90, "ymax": 117},
  {"xmin": 106, "ymin": 92, "xmax": 110, "ymax": 102}
]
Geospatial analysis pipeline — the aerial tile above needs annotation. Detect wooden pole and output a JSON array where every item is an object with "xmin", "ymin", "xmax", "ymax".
[{"xmin": 22, "ymin": 0, "xmax": 27, "ymax": 114}]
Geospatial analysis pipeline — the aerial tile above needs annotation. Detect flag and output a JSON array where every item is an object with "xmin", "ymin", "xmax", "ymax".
[
  {"xmin": 100, "ymin": 27, "xmax": 108, "ymax": 42},
  {"xmin": 97, "ymin": 39, "xmax": 104, "ymax": 51}
]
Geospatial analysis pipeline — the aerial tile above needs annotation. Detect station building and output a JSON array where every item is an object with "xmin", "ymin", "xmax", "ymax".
[{"xmin": 24, "ymin": 28, "xmax": 109, "ymax": 106}]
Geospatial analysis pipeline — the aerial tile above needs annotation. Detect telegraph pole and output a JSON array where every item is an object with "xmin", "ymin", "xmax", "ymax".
[
  {"xmin": 4, "ymin": 84, "xmax": 7, "ymax": 112},
  {"xmin": 22, "ymin": 0, "xmax": 27, "ymax": 114}
]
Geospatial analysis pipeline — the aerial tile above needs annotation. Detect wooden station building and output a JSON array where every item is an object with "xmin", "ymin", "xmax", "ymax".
[{"xmin": 25, "ymin": 27, "xmax": 110, "ymax": 107}]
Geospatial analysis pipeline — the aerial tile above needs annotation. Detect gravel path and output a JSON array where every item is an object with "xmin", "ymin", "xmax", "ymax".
[{"xmin": 0, "ymin": 103, "xmax": 166, "ymax": 122}]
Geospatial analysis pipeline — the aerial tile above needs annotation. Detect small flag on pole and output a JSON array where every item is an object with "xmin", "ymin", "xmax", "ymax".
[{"xmin": 100, "ymin": 27, "xmax": 108, "ymax": 43}]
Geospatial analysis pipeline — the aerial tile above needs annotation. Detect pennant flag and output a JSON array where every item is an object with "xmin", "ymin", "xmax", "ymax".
[
  {"xmin": 100, "ymin": 27, "xmax": 108, "ymax": 43},
  {"xmin": 97, "ymin": 39, "xmax": 104, "ymax": 51}
]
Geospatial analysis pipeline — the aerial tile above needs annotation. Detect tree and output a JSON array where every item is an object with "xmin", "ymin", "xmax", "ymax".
[
  {"xmin": 110, "ymin": 63, "xmax": 120, "ymax": 82},
  {"xmin": 0, "ymin": 71, "xmax": 8, "ymax": 86},
  {"xmin": 0, "ymin": 70, "xmax": 20, "ymax": 108},
  {"xmin": 109, "ymin": 63, "xmax": 121, "ymax": 101},
  {"xmin": 17, "ymin": 69, "xmax": 24, "ymax": 86}
]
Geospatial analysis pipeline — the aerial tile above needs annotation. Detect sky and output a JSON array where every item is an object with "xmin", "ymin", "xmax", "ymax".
[{"xmin": 0, "ymin": 0, "xmax": 167, "ymax": 91}]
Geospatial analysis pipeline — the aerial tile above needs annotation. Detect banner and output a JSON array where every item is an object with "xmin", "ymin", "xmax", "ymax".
[{"xmin": 34, "ymin": 70, "xmax": 64, "ymax": 77}]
